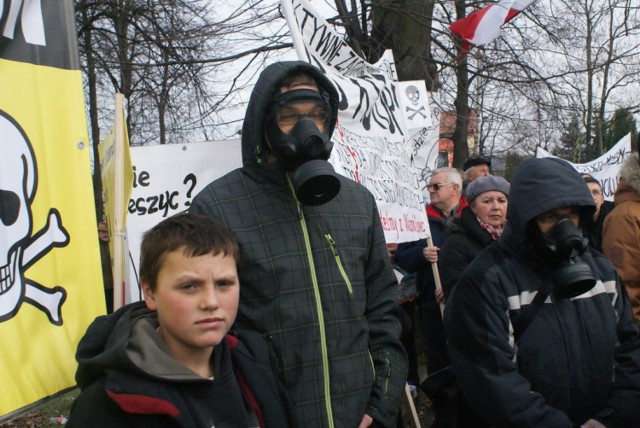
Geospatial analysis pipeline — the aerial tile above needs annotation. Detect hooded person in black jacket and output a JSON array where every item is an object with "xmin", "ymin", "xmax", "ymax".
[
  {"xmin": 67, "ymin": 213, "xmax": 291, "ymax": 428},
  {"xmin": 444, "ymin": 158, "xmax": 640, "ymax": 428}
]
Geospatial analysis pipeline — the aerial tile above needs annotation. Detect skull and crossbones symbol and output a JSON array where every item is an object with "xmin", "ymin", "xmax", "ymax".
[
  {"xmin": 0, "ymin": 111, "xmax": 68, "ymax": 326},
  {"xmin": 405, "ymin": 85, "xmax": 427, "ymax": 120}
]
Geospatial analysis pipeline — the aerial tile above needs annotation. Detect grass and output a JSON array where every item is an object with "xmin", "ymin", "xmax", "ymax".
[{"xmin": 0, "ymin": 389, "xmax": 79, "ymax": 427}]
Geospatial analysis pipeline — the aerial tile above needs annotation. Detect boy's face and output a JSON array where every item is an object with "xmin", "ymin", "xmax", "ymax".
[{"xmin": 142, "ymin": 249, "xmax": 239, "ymax": 360}]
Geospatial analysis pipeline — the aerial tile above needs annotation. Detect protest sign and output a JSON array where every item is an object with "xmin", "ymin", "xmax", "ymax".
[
  {"xmin": 536, "ymin": 133, "xmax": 632, "ymax": 201},
  {"xmin": 281, "ymin": 0, "xmax": 440, "ymax": 242},
  {"xmin": 124, "ymin": 141, "xmax": 242, "ymax": 301}
]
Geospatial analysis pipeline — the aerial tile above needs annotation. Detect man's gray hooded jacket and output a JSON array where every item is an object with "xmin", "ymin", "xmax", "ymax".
[{"xmin": 190, "ymin": 61, "xmax": 407, "ymax": 428}]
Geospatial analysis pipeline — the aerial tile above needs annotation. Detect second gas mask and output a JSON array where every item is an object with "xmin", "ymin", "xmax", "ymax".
[
  {"xmin": 265, "ymin": 88, "xmax": 341, "ymax": 206},
  {"xmin": 534, "ymin": 217, "xmax": 596, "ymax": 298}
]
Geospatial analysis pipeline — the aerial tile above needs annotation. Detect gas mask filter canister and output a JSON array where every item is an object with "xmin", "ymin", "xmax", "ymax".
[{"xmin": 536, "ymin": 217, "xmax": 596, "ymax": 298}]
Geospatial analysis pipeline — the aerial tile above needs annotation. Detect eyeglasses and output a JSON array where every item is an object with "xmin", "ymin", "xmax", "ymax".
[
  {"xmin": 278, "ymin": 110, "xmax": 329, "ymax": 127},
  {"xmin": 426, "ymin": 182, "xmax": 453, "ymax": 191}
]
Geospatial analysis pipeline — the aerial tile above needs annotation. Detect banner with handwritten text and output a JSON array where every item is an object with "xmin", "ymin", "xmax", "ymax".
[
  {"xmin": 124, "ymin": 141, "xmax": 242, "ymax": 302},
  {"xmin": 536, "ymin": 133, "xmax": 632, "ymax": 201},
  {"xmin": 281, "ymin": 0, "xmax": 440, "ymax": 242}
]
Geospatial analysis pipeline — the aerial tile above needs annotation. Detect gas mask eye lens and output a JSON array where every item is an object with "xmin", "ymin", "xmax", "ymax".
[
  {"xmin": 309, "ymin": 111, "xmax": 329, "ymax": 126},
  {"xmin": 278, "ymin": 112, "xmax": 303, "ymax": 126},
  {"xmin": 277, "ymin": 105, "xmax": 328, "ymax": 130}
]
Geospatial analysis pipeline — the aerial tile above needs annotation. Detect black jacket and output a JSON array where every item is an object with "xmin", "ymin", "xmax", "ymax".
[
  {"xmin": 439, "ymin": 206, "xmax": 495, "ymax": 298},
  {"xmin": 444, "ymin": 158, "xmax": 640, "ymax": 428},
  {"xmin": 67, "ymin": 302, "xmax": 291, "ymax": 428}
]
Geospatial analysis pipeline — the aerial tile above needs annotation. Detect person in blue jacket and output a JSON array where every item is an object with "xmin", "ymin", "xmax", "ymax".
[{"xmin": 444, "ymin": 157, "xmax": 640, "ymax": 428}]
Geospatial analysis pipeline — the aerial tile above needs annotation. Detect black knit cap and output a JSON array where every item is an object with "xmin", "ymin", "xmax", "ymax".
[{"xmin": 463, "ymin": 156, "xmax": 492, "ymax": 172}]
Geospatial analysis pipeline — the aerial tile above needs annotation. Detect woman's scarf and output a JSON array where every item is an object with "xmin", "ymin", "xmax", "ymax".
[{"xmin": 476, "ymin": 216, "xmax": 504, "ymax": 241}]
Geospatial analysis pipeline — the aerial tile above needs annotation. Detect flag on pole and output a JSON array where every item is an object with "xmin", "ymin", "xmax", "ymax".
[
  {"xmin": 450, "ymin": 0, "xmax": 536, "ymax": 51},
  {"xmin": 98, "ymin": 94, "xmax": 134, "ymax": 311},
  {"xmin": 0, "ymin": 0, "xmax": 105, "ymax": 419}
]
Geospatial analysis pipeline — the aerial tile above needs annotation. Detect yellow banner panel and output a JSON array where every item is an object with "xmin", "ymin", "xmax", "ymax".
[{"xmin": 0, "ymin": 58, "xmax": 105, "ymax": 416}]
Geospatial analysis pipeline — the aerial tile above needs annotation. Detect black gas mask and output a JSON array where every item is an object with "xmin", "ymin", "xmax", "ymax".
[
  {"xmin": 534, "ymin": 217, "xmax": 596, "ymax": 298},
  {"xmin": 265, "ymin": 88, "xmax": 341, "ymax": 206}
]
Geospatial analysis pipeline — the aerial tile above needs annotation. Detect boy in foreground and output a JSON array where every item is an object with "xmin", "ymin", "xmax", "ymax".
[{"xmin": 67, "ymin": 213, "xmax": 290, "ymax": 427}]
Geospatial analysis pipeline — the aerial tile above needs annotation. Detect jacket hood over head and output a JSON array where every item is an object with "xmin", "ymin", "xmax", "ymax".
[
  {"xmin": 75, "ymin": 302, "xmax": 206, "ymax": 389},
  {"xmin": 241, "ymin": 61, "xmax": 339, "ymax": 168},
  {"xmin": 507, "ymin": 157, "xmax": 595, "ymax": 243}
]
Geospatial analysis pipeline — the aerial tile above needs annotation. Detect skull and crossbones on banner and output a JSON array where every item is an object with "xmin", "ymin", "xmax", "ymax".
[
  {"xmin": 398, "ymin": 81, "xmax": 433, "ymax": 130},
  {"xmin": 0, "ymin": 111, "xmax": 68, "ymax": 326}
]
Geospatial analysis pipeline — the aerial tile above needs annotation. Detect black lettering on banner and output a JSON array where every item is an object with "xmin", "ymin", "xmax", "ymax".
[
  {"xmin": 296, "ymin": 3, "xmax": 402, "ymax": 135},
  {"xmin": 129, "ymin": 169, "xmax": 197, "ymax": 217},
  {"xmin": 129, "ymin": 191, "xmax": 179, "ymax": 218},
  {"xmin": 601, "ymin": 176, "xmax": 619, "ymax": 199},
  {"xmin": 132, "ymin": 166, "xmax": 150, "ymax": 188}
]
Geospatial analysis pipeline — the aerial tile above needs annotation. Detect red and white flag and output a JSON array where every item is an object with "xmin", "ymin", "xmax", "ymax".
[{"xmin": 450, "ymin": 0, "xmax": 536, "ymax": 51}]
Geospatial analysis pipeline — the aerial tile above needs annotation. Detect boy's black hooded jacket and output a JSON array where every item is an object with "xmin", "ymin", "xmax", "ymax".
[
  {"xmin": 67, "ymin": 302, "xmax": 291, "ymax": 428},
  {"xmin": 444, "ymin": 158, "xmax": 640, "ymax": 427}
]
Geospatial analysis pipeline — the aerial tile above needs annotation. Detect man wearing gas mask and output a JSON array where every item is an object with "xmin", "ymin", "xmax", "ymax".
[
  {"xmin": 444, "ymin": 157, "xmax": 640, "ymax": 428},
  {"xmin": 190, "ymin": 61, "xmax": 407, "ymax": 428}
]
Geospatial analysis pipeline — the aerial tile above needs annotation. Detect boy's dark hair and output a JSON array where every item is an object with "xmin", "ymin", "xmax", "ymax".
[{"xmin": 140, "ymin": 213, "xmax": 239, "ymax": 291}]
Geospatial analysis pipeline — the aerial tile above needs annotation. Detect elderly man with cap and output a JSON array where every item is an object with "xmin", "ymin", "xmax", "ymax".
[
  {"xmin": 462, "ymin": 155, "xmax": 491, "ymax": 185},
  {"xmin": 395, "ymin": 167, "xmax": 467, "ymax": 428}
]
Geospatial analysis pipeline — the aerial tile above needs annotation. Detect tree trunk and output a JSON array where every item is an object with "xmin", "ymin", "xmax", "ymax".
[
  {"xmin": 451, "ymin": 0, "xmax": 470, "ymax": 169},
  {"xmin": 370, "ymin": 0, "xmax": 438, "ymax": 89}
]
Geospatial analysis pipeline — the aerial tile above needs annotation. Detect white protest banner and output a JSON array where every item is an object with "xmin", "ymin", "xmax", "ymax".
[
  {"xmin": 281, "ymin": 0, "xmax": 441, "ymax": 243},
  {"xmin": 536, "ymin": 133, "xmax": 632, "ymax": 201},
  {"xmin": 125, "ymin": 141, "xmax": 242, "ymax": 301}
]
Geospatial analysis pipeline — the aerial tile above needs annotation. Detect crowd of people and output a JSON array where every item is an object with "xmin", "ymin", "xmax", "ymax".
[{"xmin": 68, "ymin": 61, "xmax": 640, "ymax": 427}]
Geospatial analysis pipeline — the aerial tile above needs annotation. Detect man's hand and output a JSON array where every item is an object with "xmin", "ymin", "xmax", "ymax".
[
  {"xmin": 435, "ymin": 287, "xmax": 445, "ymax": 304},
  {"xmin": 358, "ymin": 414, "xmax": 373, "ymax": 428},
  {"xmin": 423, "ymin": 245, "xmax": 439, "ymax": 263}
]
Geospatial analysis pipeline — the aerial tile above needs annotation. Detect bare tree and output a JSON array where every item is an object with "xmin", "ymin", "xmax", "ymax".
[
  {"xmin": 75, "ymin": 0, "xmax": 290, "ymax": 146},
  {"xmin": 77, "ymin": 0, "xmax": 640, "ymax": 165}
]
